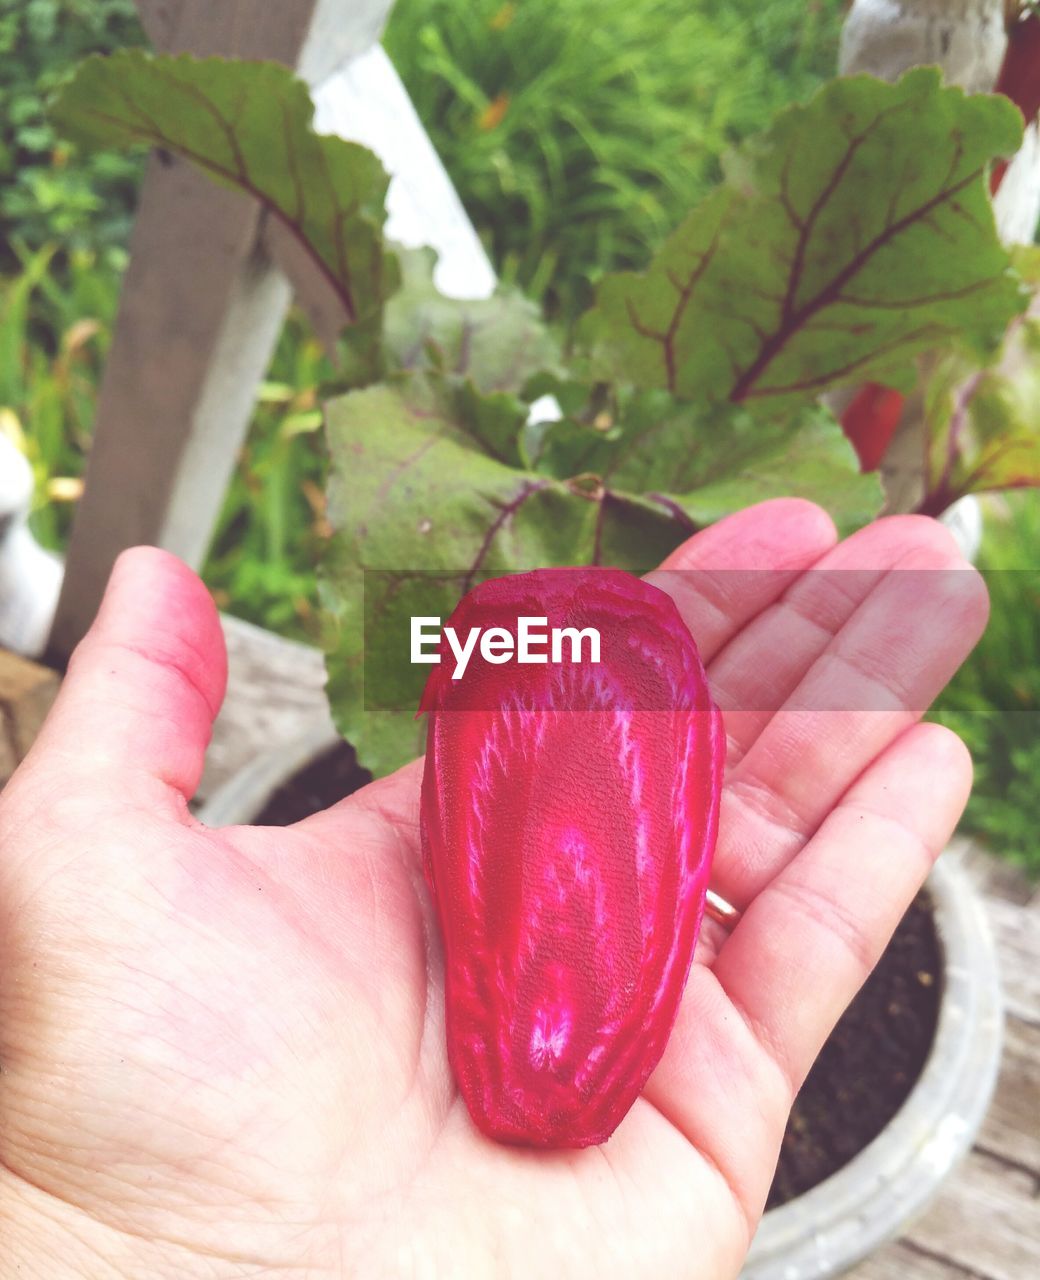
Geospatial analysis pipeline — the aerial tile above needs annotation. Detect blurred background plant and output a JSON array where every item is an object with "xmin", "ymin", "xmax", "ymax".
[
  {"xmin": 933, "ymin": 492, "xmax": 1040, "ymax": 876},
  {"xmin": 0, "ymin": 0, "xmax": 142, "ymax": 564},
  {"xmin": 1, "ymin": 0, "xmax": 1037, "ymax": 869},
  {"xmin": 0, "ymin": 0, "xmax": 144, "ymax": 263},
  {"xmin": 384, "ymin": 0, "xmax": 845, "ymax": 322}
]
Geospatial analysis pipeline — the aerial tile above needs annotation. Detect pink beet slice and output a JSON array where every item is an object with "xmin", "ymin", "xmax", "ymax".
[{"xmin": 419, "ymin": 568, "xmax": 724, "ymax": 1148}]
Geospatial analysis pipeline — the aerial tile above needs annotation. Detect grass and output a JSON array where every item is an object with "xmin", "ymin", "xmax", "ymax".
[
  {"xmin": 0, "ymin": 0, "xmax": 145, "ymax": 265},
  {"xmin": 384, "ymin": 0, "xmax": 846, "ymax": 321},
  {"xmin": 202, "ymin": 315, "xmax": 334, "ymax": 641},
  {"xmin": 0, "ymin": 240, "xmax": 120, "ymax": 549}
]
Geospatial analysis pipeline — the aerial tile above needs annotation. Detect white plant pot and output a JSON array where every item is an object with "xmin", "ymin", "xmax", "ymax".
[
  {"xmin": 742, "ymin": 857, "xmax": 1002, "ymax": 1279},
  {"xmin": 197, "ymin": 719, "xmax": 343, "ymax": 827}
]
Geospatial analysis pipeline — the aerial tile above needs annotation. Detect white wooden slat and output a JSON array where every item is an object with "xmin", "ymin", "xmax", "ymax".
[
  {"xmin": 262, "ymin": 43, "xmax": 498, "ymax": 352},
  {"xmin": 312, "ymin": 45, "xmax": 496, "ymax": 301},
  {"xmin": 995, "ymin": 122, "xmax": 1040, "ymax": 249}
]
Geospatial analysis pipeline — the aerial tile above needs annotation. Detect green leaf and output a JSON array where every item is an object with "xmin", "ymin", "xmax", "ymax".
[
  {"xmin": 585, "ymin": 69, "xmax": 1026, "ymax": 408},
  {"xmin": 537, "ymin": 390, "xmax": 883, "ymax": 531},
  {"xmin": 322, "ymin": 376, "xmax": 881, "ymax": 772},
  {"xmin": 923, "ymin": 249, "xmax": 1040, "ymax": 511},
  {"xmin": 662, "ymin": 410, "xmax": 883, "ymax": 532},
  {"xmin": 384, "ymin": 247, "xmax": 564, "ymax": 393},
  {"xmin": 51, "ymin": 50, "xmax": 393, "ymax": 327},
  {"xmin": 320, "ymin": 376, "xmax": 602, "ymax": 773}
]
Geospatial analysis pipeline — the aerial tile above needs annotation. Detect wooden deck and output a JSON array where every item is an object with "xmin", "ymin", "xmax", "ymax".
[{"xmin": 3, "ymin": 618, "xmax": 1038, "ymax": 1278}]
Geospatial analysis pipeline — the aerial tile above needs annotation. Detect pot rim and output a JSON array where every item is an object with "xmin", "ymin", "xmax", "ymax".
[{"xmin": 196, "ymin": 718, "xmax": 342, "ymax": 829}]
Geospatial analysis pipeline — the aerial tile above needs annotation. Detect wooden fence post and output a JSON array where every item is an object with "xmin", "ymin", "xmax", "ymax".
[
  {"xmin": 0, "ymin": 649, "xmax": 61, "ymax": 788},
  {"xmin": 46, "ymin": 0, "xmax": 398, "ymax": 662}
]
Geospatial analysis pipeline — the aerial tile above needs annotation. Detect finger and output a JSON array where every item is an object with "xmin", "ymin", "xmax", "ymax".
[
  {"xmin": 709, "ymin": 515, "xmax": 962, "ymax": 766},
  {"xmin": 713, "ymin": 541, "xmax": 987, "ymax": 906},
  {"xmin": 15, "ymin": 547, "xmax": 226, "ymax": 809},
  {"xmin": 648, "ymin": 722, "xmax": 971, "ymax": 1217},
  {"xmin": 647, "ymin": 498, "xmax": 837, "ymax": 664},
  {"xmin": 713, "ymin": 722, "xmax": 972, "ymax": 1105}
]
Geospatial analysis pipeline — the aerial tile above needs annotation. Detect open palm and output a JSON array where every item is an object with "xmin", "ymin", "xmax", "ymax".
[{"xmin": 0, "ymin": 499, "xmax": 986, "ymax": 1279}]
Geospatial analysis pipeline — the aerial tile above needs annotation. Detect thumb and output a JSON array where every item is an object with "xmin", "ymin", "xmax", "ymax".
[{"xmin": 15, "ymin": 547, "xmax": 226, "ymax": 811}]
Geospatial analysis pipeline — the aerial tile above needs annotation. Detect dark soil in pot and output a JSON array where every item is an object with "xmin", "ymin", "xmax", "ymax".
[
  {"xmin": 766, "ymin": 893, "xmax": 941, "ymax": 1208},
  {"xmin": 255, "ymin": 742, "xmax": 943, "ymax": 1206},
  {"xmin": 255, "ymin": 740, "xmax": 370, "ymax": 825}
]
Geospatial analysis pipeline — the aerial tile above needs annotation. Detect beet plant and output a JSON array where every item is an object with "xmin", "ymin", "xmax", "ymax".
[{"xmin": 55, "ymin": 48, "xmax": 1036, "ymax": 770}]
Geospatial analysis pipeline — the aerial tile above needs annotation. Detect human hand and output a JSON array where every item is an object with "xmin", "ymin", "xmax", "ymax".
[{"xmin": 0, "ymin": 500, "xmax": 986, "ymax": 1279}]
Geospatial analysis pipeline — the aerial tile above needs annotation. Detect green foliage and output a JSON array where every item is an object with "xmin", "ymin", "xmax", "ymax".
[
  {"xmin": 202, "ymin": 313, "xmax": 335, "ymax": 643},
  {"xmin": 0, "ymin": 242, "xmax": 121, "ymax": 548},
  {"xmin": 0, "ymin": 242, "xmax": 334, "ymax": 644},
  {"xmin": 0, "ymin": 0, "xmax": 144, "ymax": 264},
  {"xmin": 52, "ymin": 50, "xmax": 397, "ymax": 331},
  {"xmin": 322, "ymin": 373, "xmax": 880, "ymax": 770},
  {"xmin": 382, "ymin": 247, "xmax": 564, "ymax": 393},
  {"xmin": 533, "ymin": 393, "xmax": 882, "ymax": 531},
  {"xmin": 322, "ymin": 375, "xmax": 604, "ymax": 769},
  {"xmin": 932, "ymin": 494, "xmax": 1040, "ymax": 876},
  {"xmin": 384, "ymin": 0, "xmax": 847, "ymax": 321},
  {"xmin": 586, "ymin": 71, "xmax": 1026, "ymax": 406},
  {"xmin": 921, "ymin": 249, "xmax": 1040, "ymax": 514}
]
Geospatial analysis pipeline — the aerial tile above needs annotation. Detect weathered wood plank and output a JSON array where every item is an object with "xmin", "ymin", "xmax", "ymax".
[
  {"xmin": 0, "ymin": 649, "xmax": 61, "ymax": 788},
  {"xmin": 976, "ymin": 1015, "xmax": 1040, "ymax": 1176},
  {"xmin": 901, "ymin": 1147, "xmax": 1040, "ymax": 1280},
  {"xmin": 986, "ymin": 896, "xmax": 1040, "ymax": 1026},
  {"xmin": 847, "ymin": 1238, "xmax": 980, "ymax": 1279},
  {"xmin": 48, "ymin": 162, "xmax": 293, "ymax": 662},
  {"xmin": 946, "ymin": 837, "xmax": 1037, "ymax": 909},
  {"xmin": 135, "ymin": 0, "xmax": 386, "ymax": 83}
]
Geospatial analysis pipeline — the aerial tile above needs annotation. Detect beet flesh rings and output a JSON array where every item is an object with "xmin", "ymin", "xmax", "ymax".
[{"xmin": 419, "ymin": 569, "xmax": 724, "ymax": 1148}]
